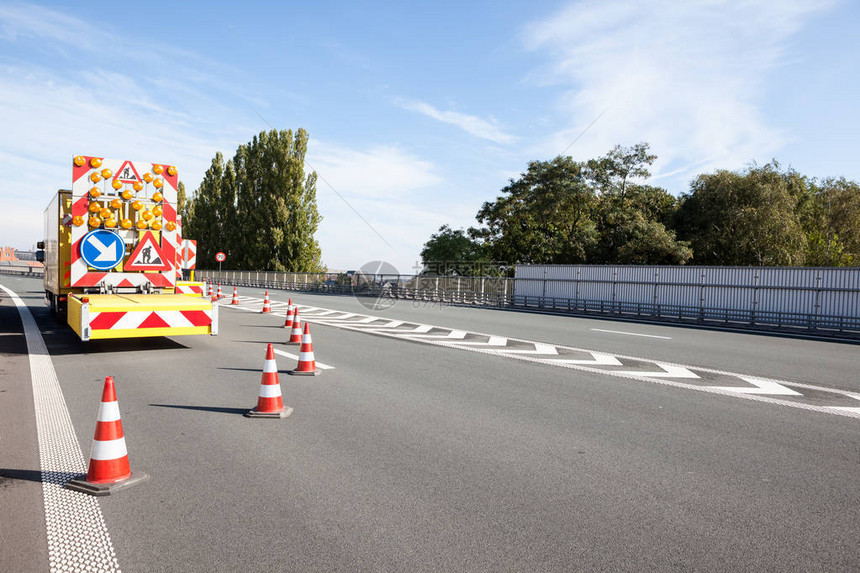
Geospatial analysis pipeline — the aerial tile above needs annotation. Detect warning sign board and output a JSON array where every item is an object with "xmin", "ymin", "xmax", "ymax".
[
  {"xmin": 182, "ymin": 240, "xmax": 197, "ymax": 269},
  {"xmin": 114, "ymin": 160, "xmax": 142, "ymax": 184},
  {"xmin": 124, "ymin": 231, "xmax": 172, "ymax": 271}
]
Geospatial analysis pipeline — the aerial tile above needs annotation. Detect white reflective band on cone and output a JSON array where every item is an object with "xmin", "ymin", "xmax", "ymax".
[
  {"xmin": 263, "ymin": 359, "xmax": 277, "ymax": 373},
  {"xmin": 90, "ymin": 437, "xmax": 128, "ymax": 460},
  {"xmin": 97, "ymin": 401, "xmax": 121, "ymax": 422},
  {"xmin": 299, "ymin": 352, "xmax": 314, "ymax": 361},
  {"xmin": 258, "ymin": 384, "xmax": 282, "ymax": 398},
  {"xmin": 302, "ymin": 335, "xmax": 313, "ymax": 343}
]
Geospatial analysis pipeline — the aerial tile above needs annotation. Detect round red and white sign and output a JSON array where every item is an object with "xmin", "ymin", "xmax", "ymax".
[{"xmin": 215, "ymin": 252, "xmax": 226, "ymax": 262}]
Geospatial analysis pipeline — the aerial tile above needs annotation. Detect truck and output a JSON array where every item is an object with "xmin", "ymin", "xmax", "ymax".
[{"xmin": 39, "ymin": 155, "xmax": 218, "ymax": 341}]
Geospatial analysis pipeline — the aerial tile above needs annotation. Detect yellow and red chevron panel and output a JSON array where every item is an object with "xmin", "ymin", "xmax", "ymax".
[
  {"xmin": 175, "ymin": 281, "xmax": 205, "ymax": 296},
  {"xmin": 68, "ymin": 294, "xmax": 217, "ymax": 340},
  {"xmin": 70, "ymin": 156, "xmax": 178, "ymax": 289}
]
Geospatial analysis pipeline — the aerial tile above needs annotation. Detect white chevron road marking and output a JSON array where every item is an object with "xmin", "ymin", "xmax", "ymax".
[
  {"xmin": 406, "ymin": 329, "xmax": 469, "ymax": 340},
  {"xmin": 489, "ymin": 342, "xmax": 559, "ymax": 356},
  {"xmin": 708, "ymin": 375, "xmax": 802, "ymax": 396},
  {"xmin": 218, "ymin": 294, "xmax": 860, "ymax": 419},
  {"xmin": 545, "ymin": 352, "xmax": 624, "ymax": 366},
  {"xmin": 612, "ymin": 363, "xmax": 700, "ymax": 379}
]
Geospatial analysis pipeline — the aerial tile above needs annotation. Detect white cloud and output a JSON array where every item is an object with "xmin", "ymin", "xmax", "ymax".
[
  {"xmin": 308, "ymin": 142, "xmax": 463, "ymax": 272},
  {"xmin": 397, "ymin": 99, "xmax": 517, "ymax": 144},
  {"xmin": 522, "ymin": 0, "xmax": 834, "ymax": 188}
]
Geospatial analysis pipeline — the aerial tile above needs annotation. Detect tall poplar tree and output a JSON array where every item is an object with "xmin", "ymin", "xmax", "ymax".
[{"xmin": 184, "ymin": 129, "xmax": 322, "ymax": 272}]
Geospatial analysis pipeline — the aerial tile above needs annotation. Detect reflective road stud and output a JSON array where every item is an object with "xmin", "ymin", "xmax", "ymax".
[
  {"xmin": 66, "ymin": 376, "xmax": 149, "ymax": 496},
  {"xmin": 288, "ymin": 323, "xmax": 321, "ymax": 376},
  {"xmin": 246, "ymin": 344, "xmax": 293, "ymax": 418}
]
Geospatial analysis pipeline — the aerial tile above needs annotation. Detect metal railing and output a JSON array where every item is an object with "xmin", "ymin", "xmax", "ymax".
[
  {"xmin": 0, "ymin": 265, "xmax": 45, "ymax": 277},
  {"xmin": 196, "ymin": 268, "xmax": 860, "ymax": 339}
]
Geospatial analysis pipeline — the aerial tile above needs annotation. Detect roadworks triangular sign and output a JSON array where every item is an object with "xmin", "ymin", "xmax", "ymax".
[
  {"xmin": 114, "ymin": 160, "xmax": 142, "ymax": 184},
  {"xmin": 125, "ymin": 231, "xmax": 172, "ymax": 271}
]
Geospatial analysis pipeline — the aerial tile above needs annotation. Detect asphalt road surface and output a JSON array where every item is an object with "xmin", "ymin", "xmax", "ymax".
[{"xmin": 2, "ymin": 276, "xmax": 858, "ymax": 572}]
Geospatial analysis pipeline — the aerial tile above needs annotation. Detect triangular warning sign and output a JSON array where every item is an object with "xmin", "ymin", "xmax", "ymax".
[
  {"xmin": 125, "ymin": 231, "xmax": 172, "ymax": 271},
  {"xmin": 114, "ymin": 160, "xmax": 142, "ymax": 184}
]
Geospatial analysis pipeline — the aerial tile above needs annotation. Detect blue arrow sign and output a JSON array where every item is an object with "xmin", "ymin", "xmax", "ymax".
[{"xmin": 79, "ymin": 230, "xmax": 125, "ymax": 271}]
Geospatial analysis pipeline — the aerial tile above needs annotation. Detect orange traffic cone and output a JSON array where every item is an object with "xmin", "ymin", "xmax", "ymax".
[
  {"xmin": 287, "ymin": 309, "xmax": 302, "ymax": 344},
  {"xmin": 231, "ymin": 286, "xmax": 239, "ymax": 305},
  {"xmin": 262, "ymin": 291, "xmax": 271, "ymax": 313},
  {"xmin": 282, "ymin": 299, "xmax": 294, "ymax": 328},
  {"xmin": 66, "ymin": 376, "xmax": 149, "ymax": 496},
  {"xmin": 289, "ymin": 323, "xmax": 321, "ymax": 376},
  {"xmin": 217, "ymin": 283, "xmax": 223, "ymax": 299},
  {"xmin": 245, "ymin": 344, "xmax": 293, "ymax": 418}
]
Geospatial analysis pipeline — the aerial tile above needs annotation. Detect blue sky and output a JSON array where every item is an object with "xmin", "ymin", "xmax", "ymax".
[{"xmin": 1, "ymin": 0, "xmax": 857, "ymax": 273}]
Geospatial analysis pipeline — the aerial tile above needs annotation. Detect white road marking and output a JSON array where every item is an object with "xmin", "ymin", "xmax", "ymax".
[
  {"xmin": 544, "ymin": 352, "xmax": 624, "ymax": 366},
  {"xmin": 0, "ymin": 284, "xmax": 121, "ymax": 571},
  {"xmin": 614, "ymin": 363, "xmax": 700, "ymax": 379},
  {"xmin": 709, "ymin": 375, "xmax": 802, "ymax": 396},
  {"xmin": 591, "ymin": 328, "xmax": 672, "ymax": 340},
  {"xmin": 221, "ymin": 294, "xmax": 860, "ymax": 419},
  {"xmin": 273, "ymin": 348, "xmax": 336, "ymax": 369}
]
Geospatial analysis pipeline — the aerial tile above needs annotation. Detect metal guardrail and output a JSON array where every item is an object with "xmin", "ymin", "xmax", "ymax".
[
  {"xmin": 197, "ymin": 269, "xmax": 860, "ymax": 339},
  {"xmin": 0, "ymin": 266, "xmax": 45, "ymax": 277}
]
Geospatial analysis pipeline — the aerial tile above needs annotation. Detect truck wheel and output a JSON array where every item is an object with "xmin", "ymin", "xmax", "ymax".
[{"xmin": 48, "ymin": 292, "xmax": 56, "ymax": 314}]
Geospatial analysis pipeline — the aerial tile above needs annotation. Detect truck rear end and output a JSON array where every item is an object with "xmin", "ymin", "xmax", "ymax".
[{"xmin": 43, "ymin": 155, "xmax": 218, "ymax": 340}]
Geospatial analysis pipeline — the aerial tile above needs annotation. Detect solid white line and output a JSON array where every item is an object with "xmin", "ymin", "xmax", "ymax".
[
  {"xmin": 0, "ymin": 284, "xmax": 121, "ymax": 571},
  {"xmin": 591, "ymin": 328, "xmax": 672, "ymax": 340},
  {"xmin": 273, "ymin": 348, "xmax": 336, "ymax": 369}
]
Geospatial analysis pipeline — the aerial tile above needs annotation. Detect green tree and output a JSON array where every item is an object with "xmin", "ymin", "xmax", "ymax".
[
  {"xmin": 232, "ymin": 129, "xmax": 322, "ymax": 271},
  {"xmin": 184, "ymin": 128, "xmax": 323, "ymax": 271},
  {"xmin": 475, "ymin": 156, "xmax": 598, "ymax": 264},
  {"xmin": 420, "ymin": 225, "xmax": 488, "ymax": 275},
  {"xmin": 184, "ymin": 153, "xmax": 227, "ymax": 268},
  {"xmin": 801, "ymin": 177, "xmax": 860, "ymax": 266},
  {"xmin": 585, "ymin": 143, "xmax": 691, "ymax": 264},
  {"xmin": 675, "ymin": 162, "xmax": 807, "ymax": 266}
]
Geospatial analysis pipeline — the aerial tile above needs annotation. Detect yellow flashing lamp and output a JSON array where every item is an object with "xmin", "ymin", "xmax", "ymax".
[
  {"xmin": 143, "ymin": 173, "xmax": 154, "ymax": 183},
  {"xmin": 165, "ymin": 221, "xmax": 177, "ymax": 231},
  {"xmin": 110, "ymin": 199, "xmax": 122, "ymax": 209},
  {"xmin": 153, "ymin": 164, "xmax": 164, "ymax": 174},
  {"xmin": 112, "ymin": 179, "xmax": 123, "ymax": 190},
  {"xmin": 122, "ymin": 190, "xmax": 134, "ymax": 200},
  {"xmin": 74, "ymin": 156, "xmax": 86, "ymax": 167},
  {"xmin": 167, "ymin": 165, "xmax": 177, "ymax": 176},
  {"xmin": 72, "ymin": 215, "xmax": 85, "ymax": 227},
  {"xmin": 100, "ymin": 169, "xmax": 112, "ymax": 179},
  {"xmin": 153, "ymin": 178, "xmax": 164, "ymax": 189},
  {"xmin": 133, "ymin": 181, "xmax": 143, "ymax": 191},
  {"xmin": 88, "ymin": 202, "xmax": 102, "ymax": 213},
  {"xmin": 121, "ymin": 218, "xmax": 133, "ymax": 229},
  {"xmin": 132, "ymin": 200, "xmax": 143, "ymax": 211},
  {"xmin": 105, "ymin": 218, "xmax": 117, "ymax": 228},
  {"xmin": 90, "ymin": 157, "xmax": 102, "ymax": 168},
  {"xmin": 136, "ymin": 220, "xmax": 148, "ymax": 230},
  {"xmin": 151, "ymin": 220, "xmax": 163, "ymax": 231},
  {"xmin": 88, "ymin": 216, "xmax": 102, "ymax": 227},
  {"xmin": 152, "ymin": 205, "xmax": 163, "ymax": 217},
  {"xmin": 152, "ymin": 191, "xmax": 163, "ymax": 202},
  {"xmin": 89, "ymin": 172, "xmax": 101, "ymax": 183},
  {"xmin": 89, "ymin": 187, "xmax": 101, "ymax": 198},
  {"xmin": 99, "ymin": 207, "xmax": 112, "ymax": 219},
  {"xmin": 141, "ymin": 210, "xmax": 153, "ymax": 221}
]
